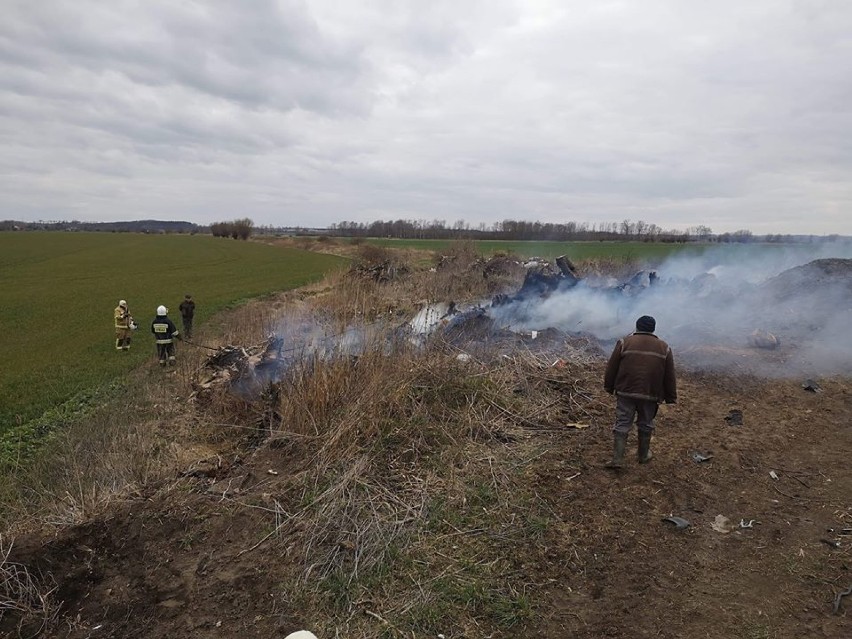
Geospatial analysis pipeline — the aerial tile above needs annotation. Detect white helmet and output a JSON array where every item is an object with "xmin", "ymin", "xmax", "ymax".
[
  {"xmin": 119, "ymin": 300, "xmax": 127, "ymax": 308},
  {"xmin": 157, "ymin": 305, "xmax": 168, "ymax": 315}
]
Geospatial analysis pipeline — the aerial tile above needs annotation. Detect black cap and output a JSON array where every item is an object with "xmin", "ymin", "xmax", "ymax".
[{"xmin": 636, "ymin": 315, "xmax": 656, "ymax": 333}]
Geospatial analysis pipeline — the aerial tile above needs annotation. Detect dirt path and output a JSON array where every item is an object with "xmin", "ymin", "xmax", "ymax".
[{"xmin": 532, "ymin": 375, "xmax": 852, "ymax": 638}]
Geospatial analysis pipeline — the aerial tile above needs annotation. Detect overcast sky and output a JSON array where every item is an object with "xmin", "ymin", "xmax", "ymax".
[{"xmin": 1, "ymin": 1, "xmax": 850, "ymax": 234}]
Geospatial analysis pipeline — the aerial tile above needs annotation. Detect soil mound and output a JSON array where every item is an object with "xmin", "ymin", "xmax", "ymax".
[{"xmin": 762, "ymin": 258, "xmax": 852, "ymax": 298}]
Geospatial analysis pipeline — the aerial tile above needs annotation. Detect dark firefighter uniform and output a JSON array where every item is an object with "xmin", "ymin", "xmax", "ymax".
[
  {"xmin": 114, "ymin": 302, "xmax": 133, "ymax": 350},
  {"xmin": 151, "ymin": 313, "xmax": 180, "ymax": 366}
]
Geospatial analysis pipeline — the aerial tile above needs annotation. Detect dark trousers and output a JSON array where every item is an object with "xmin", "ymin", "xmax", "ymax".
[
  {"xmin": 181, "ymin": 316, "xmax": 193, "ymax": 339},
  {"xmin": 613, "ymin": 395, "xmax": 659, "ymax": 435},
  {"xmin": 156, "ymin": 342, "xmax": 176, "ymax": 365}
]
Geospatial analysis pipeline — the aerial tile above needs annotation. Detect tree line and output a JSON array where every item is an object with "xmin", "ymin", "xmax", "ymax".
[
  {"xmin": 210, "ymin": 218, "xmax": 254, "ymax": 240},
  {"xmin": 328, "ymin": 218, "xmax": 761, "ymax": 243}
]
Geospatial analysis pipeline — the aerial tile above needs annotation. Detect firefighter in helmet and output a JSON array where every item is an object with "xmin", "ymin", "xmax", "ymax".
[
  {"xmin": 114, "ymin": 300, "xmax": 135, "ymax": 351},
  {"xmin": 151, "ymin": 305, "xmax": 181, "ymax": 366}
]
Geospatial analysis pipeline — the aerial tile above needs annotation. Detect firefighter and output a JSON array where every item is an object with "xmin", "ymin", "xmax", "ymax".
[
  {"xmin": 151, "ymin": 305, "xmax": 181, "ymax": 366},
  {"xmin": 114, "ymin": 300, "xmax": 135, "ymax": 351},
  {"xmin": 603, "ymin": 315, "xmax": 677, "ymax": 469},
  {"xmin": 178, "ymin": 293, "xmax": 195, "ymax": 339}
]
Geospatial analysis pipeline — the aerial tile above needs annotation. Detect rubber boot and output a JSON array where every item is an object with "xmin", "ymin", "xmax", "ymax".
[
  {"xmin": 605, "ymin": 433, "xmax": 628, "ymax": 469},
  {"xmin": 638, "ymin": 431, "xmax": 653, "ymax": 464}
]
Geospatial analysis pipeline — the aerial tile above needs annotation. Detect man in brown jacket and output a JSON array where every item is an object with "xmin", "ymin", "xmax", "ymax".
[{"xmin": 603, "ymin": 315, "xmax": 677, "ymax": 469}]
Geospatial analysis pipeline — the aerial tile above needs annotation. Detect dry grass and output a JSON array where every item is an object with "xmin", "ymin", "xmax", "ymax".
[
  {"xmin": 0, "ymin": 536, "xmax": 56, "ymax": 637},
  {"xmin": 0, "ymin": 371, "xmax": 192, "ymax": 531},
  {"xmin": 577, "ymin": 255, "xmax": 643, "ymax": 280},
  {"xmin": 192, "ymin": 320, "xmax": 604, "ymax": 635},
  {"xmin": 182, "ymin": 252, "xmax": 605, "ymax": 635}
]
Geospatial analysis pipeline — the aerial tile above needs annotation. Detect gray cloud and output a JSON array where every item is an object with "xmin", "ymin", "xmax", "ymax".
[{"xmin": 0, "ymin": 0, "xmax": 850, "ymax": 233}]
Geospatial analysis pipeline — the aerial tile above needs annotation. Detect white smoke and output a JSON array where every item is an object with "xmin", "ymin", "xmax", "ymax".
[{"xmin": 489, "ymin": 242, "xmax": 852, "ymax": 376}]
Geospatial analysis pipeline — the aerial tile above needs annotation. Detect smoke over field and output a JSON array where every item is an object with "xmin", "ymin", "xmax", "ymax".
[{"xmin": 488, "ymin": 243, "xmax": 852, "ymax": 376}]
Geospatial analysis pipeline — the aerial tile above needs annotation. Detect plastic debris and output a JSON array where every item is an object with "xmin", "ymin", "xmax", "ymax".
[
  {"xmin": 802, "ymin": 379, "xmax": 822, "ymax": 393},
  {"xmin": 724, "ymin": 409, "xmax": 744, "ymax": 426},
  {"xmin": 739, "ymin": 519, "xmax": 758, "ymax": 529},
  {"xmin": 691, "ymin": 451, "xmax": 714, "ymax": 463},
  {"xmin": 711, "ymin": 514, "xmax": 733, "ymax": 533},
  {"xmin": 769, "ymin": 470, "xmax": 779, "ymax": 480},
  {"xmin": 833, "ymin": 584, "xmax": 852, "ymax": 615},
  {"xmin": 749, "ymin": 329, "xmax": 780, "ymax": 349},
  {"xmin": 662, "ymin": 516, "xmax": 691, "ymax": 530},
  {"xmin": 565, "ymin": 422, "xmax": 590, "ymax": 430}
]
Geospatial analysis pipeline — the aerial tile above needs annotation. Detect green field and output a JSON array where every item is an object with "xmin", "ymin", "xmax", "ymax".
[
  {"xmin": 0, "ymin": 232, "xmax": 347, "ymax": 434},
  {"xmin": 355, "ymin": 238, "xmax": 714, "ymax": 260}
]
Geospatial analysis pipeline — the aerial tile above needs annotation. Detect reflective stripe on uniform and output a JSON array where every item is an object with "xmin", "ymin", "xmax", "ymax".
[{"xmin": 156, "ymin": 339, "xmax": 174, "ymax": 344}]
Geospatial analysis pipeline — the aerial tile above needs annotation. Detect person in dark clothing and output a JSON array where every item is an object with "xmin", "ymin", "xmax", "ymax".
[
  {"xmin": 603, "ymin": 315, "xmax": 677, "ymax": 469},
  {"xmin": 151, "ymin": 305, "xmax": 181, "ymax": 366},
  {"xmin": 178, "ymin": 294, "xmax": 195, "ymax": 339}
]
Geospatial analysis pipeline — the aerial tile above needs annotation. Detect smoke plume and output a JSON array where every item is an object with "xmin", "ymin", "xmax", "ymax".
[{"xmin": 489, "ymin": 242, "xmax": 852, "ymax": 377}]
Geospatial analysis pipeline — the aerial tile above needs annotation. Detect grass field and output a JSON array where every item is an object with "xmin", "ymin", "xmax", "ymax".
[
  {"xmin": 354, "ymin": 238, "xmax": 716, "ymax": 260},
  {"xmin": 0, "ymin": 232, "xmax": 347, "ymax": 436}
]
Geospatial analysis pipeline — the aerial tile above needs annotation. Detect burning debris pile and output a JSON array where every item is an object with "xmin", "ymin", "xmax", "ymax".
[
  {"xmin": 192, "ymin": 321, "xmax": 397, "ymax": 399},
  {"xmin": 197, "ymin": 252, "xmax": 852, "ymax": 404},
  {"xmin": 492, "ymin": 255, "xmax": 581, "ymax": 305},
  {"xmin": 193, "ymin": 336, "xmax": 288, "ymax": 400},
  {"xmin": 413, "ymin": 253, "xmax": 852, "ymax": 376}
]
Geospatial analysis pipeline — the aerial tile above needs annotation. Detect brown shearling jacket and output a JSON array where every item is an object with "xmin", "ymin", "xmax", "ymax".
[{"xmin": 604, "ymin": 332, "xmax": 677, "ymax": 404}]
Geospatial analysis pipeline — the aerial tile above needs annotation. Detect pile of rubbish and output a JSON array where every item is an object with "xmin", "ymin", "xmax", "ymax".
[
  {"xmin": 193, "ymin": 336, "xmax": 288, "ymax": 399},
  {"xmin": 195, "ymin": 255, "xmax": 852, "ymax": 399},
  {"xmin": 406, "ymin": 253, "xmax": 837, "ymax": 370},
  {"xmin": 350, "ymin": 259, "xmax": 408, "ymax": 282}
]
